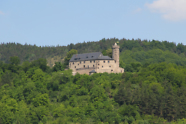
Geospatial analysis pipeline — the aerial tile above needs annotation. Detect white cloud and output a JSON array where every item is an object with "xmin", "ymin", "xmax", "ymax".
[
  {"xmin": 146, "ymin": 0, "xmax": 186, "ymax": 21},
  {"xmin": 0, "ymin": 11, "xmax": 5, "ymax": 15}
]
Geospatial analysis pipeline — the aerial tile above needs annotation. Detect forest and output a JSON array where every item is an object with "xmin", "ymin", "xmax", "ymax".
[
  {"xmin": 1, "ymin": 38, "xmax": 186, "ymax": 123},
  {"xmin": 1, "ymin": 38, "xmax": 186, "ymax": 67}
]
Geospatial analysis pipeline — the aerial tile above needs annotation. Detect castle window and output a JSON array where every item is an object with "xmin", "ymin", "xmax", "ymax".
[
  {"xmin": 78, "ymin": 64, "xmax": 79, "ymax": 65},
  {"xmin": 94, "ymin": 60, "xmax": 95, "ymax": 63},
  {"xmin": 84, "ymin": 65, "xmax": 85, "ymax": 68},
  {"xmin": 102, "ymin": 66, "xmax": 103, "ymax": 68},
  {"xmin": 109, "ymin": 66, "xmax": 111, "ymax": 67},
  {"xmin": 98, "ymin": 67, "xmax": 99, "ymax": 69},
  {"xmin": 80, "ymin": 61, "xmax": 81, "ymax": 64},
  {"xmin": 84, "ymin": 61, "xmax": 85, "ymax": 63},
  {"xmin": 88, "ymin": 65, "xmax": 89, "ymax": 68},
  {"xmin": 115, "ymin": 60, "xmax": 116, "ymax": 63},
  {"xmin": 98, "ymin": 64, "xmax": 99, "ymax": 65},
  {"xmin": 103, "ymin": 61, "xmax": 105, "ymax": 63},
  {"xmin": 93, "ymin": 65, "xmax": 94, "ymax": 67},
  {"xmin": 90, "ymin": 60, "xmax": 92, "ymax": 63},
  {"xmin": 111, "ymin": 69, "xmax": 113, "ymax": 71},
  {"xmin": 108, "ymin": 61, "xmax": 109, "ymax": 63},
  {"xmin": 73, "ymin": 62, "xmax": 74, "ymax": 64},
  {"xmin": 75, "ymin": 66, "xmax": 76, "ymax": 68}
]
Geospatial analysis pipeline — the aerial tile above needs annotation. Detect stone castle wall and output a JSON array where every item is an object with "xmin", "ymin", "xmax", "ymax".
[
  {"xmin": 69, "ymin": 43, "xmax": 124, "ymax": 75},
  {"xmin": 70, "ymin": 59, "xmax": 124, "ymax": 75}
]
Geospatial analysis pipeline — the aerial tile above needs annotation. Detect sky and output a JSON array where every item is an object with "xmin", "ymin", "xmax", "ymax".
[{"xmin": 0, "ymin": 0, "xmax": 186, "ymax": 46}]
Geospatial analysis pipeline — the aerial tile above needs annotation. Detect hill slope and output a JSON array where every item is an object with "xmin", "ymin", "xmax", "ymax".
[
  {"xmin": 0, "ymin": 38, "xmax": 186, "ymax": 67},
  {"xmin": 1, "ymin": 38, "xmax": 186, "ymax": 123}
]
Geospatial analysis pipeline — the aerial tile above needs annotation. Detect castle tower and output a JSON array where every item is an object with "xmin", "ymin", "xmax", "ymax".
[{"xmin": 112, "ymin": 43, "xmax": 120, "ymax": 67}]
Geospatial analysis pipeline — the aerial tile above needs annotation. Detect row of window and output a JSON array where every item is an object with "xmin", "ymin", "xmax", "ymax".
[
  {"xmin": 75, "ymin": 65, "xmax": 95, "ymax": 68},
  {"xmin": 103, "ymin": 60, "xmax": 110, "ymax": 63},
  {"xmin": 74, "ymin": 65, "xmax": 112, "ymax": 69},
  {"xmin": 70, "ymin": 61, "xmax": 116, "ymax": 68},
  {"xmin": 72, "ymin": 60, "xmax": 112, "ymax": 65},
  {"xmin": 73, "ymin": 60, "xmax": 96, "ymax": 65}
]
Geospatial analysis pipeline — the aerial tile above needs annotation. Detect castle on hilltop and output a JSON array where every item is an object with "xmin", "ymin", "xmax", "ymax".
[{"xmin": 69, "ymin": 43, "xmax": 124, "ymax": 75}]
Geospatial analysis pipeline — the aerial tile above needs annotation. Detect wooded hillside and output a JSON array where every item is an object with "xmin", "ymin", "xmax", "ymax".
[
  {"xmin": 1, "ymin": 38, "xmax": 186, "ymax": 123},
  {"xmin": 1, "ymin": 38, "xmax": 186, "ymax": 67}
]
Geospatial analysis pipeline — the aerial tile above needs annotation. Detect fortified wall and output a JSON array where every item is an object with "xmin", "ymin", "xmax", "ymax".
[{"xmin": 69, "ymin": 43, "xmax": 124, "ymax": 75}]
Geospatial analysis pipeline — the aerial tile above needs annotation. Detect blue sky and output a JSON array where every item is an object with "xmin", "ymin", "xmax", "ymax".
[{"xmin": 0, "ymin": 0, "xmax": 186, "ymax": 46}]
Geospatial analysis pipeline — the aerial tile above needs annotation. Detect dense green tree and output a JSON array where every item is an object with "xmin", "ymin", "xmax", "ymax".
[
  {"xmin": 0, "ymin": 38, "xmax": 185, "ymax": 69},
  {"xmin": 1, "ymin": 38, "xmax": 186, "ymax": 123},
  {"xmin": 0, "ymin": 96, "xmax": 18, "ymax": 124},
  {"xmin": 22, "ymin": 61, "xmax": 30, "ymax": 72},
  {"xmin": 64, "ymin": 49, "xmax": 78, "ymax": 66},
  {"xmin": 30, "ymin": 58, "xmax": 50, "ymax": 72},
  {"xmin": 102, "ymin": 48, "xmax": 112, "ymax": 58},
  {"xmin": 52, "ymin": 62, "xmax": 65, "ymax": 72},
  {"xmin": 9, "ymin": 56, "xmax": 20, "ymax": 65}
]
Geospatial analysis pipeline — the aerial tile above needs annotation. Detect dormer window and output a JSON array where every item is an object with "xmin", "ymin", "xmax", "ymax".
[
  {"xmin": 86, "ymin": 56, "xmax": 88, "ymax": 58},
  {"xmin": 74, "ymin": 58, "xmax": 80, "ymax": 60},
  {"xmin": 91, "ymin": 56, "xmax": 94, "ymax": 58}
]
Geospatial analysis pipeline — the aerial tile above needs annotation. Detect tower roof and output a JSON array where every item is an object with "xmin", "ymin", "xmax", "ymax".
[{"xmin": 112, "ymin": 42, "xmax": 120, "ymax": 48}]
